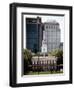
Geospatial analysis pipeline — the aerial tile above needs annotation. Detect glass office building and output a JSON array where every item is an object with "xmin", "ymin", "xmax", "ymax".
[{"xmin": 26, "ymin": 17, "xmax": 43, "ymax": 53}]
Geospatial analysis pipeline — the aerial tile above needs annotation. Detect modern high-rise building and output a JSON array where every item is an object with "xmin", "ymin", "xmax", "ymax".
[
  {"xmin": 41, "ymin": 21, "xmax": 60, "ymax": 52},
  {"xmin": 26, "ymin": 17, "xmax": 43, "ymax": 53}
]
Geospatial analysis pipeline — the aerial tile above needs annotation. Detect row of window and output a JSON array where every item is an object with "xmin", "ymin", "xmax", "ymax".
[
  {"xmin": 45, "ymin": 35, "xmax": 60, "ymax": 38},
  {"xmin": 26, "ymin": 33, "xmax": 60, "ymax": 39},
  {"xmin": 47, "ymin": 46, "xmax": 60, "ymax": 50},
  {"xmin": 44, "ymin": 33, "xmax": 60, "ymax": 37},
  {"xmin": 44, "ymin": 31, "xmax": 60, "ymax": 34},
  {"xmin": 45, "ymin": 25, "xmax": 59, "ymax": 29},
  {"xmin": 47, "ymin": 39, "xmax": 60, "ymax": 42},
  {"xmin": 26, "ymin": 38, "xmax": 60, "ymax": 43},
  {"xmin": 48, "ymin": 44, "xmax": 60, "ymax": 47},
  {"xmin": 32, "ymin": 60, "xmax": 56, "ymax": 64},
  {"xmin": 27, "ymin": 38, "xmax": 38, "ymax": 43}
]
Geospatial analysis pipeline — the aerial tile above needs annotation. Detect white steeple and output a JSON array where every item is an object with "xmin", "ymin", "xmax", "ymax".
[{"xmin": 41, "ymin": 30, "xmax": 47, "ymax": 53}]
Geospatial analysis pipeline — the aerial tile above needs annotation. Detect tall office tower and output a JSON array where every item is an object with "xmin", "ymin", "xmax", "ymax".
[
  {"xmin": 26, "ymin": 17, "xmax": 43, "ymax": 53},
  {"xmin": 43, "ymin": 21, "xmax": 60, "ymax": 52}
]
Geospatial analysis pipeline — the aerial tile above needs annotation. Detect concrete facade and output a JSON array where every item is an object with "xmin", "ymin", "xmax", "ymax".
[{"xmin": 43, "ymin": 21, "xmax": 60, "ymax": 52}]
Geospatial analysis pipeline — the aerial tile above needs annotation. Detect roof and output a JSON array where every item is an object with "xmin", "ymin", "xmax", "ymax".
[
  {"xmin": 32, "ymin": 56, "xmax": 57, "ymax": 62},
  {"xmin": 44, "ymin": 20, "xmax": 59, "ymax": 25}
]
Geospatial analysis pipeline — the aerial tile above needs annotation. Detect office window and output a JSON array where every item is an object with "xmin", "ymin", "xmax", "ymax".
[{"xmin": 45, "ymin": 25, "xmax": 48, "ymax": 29}]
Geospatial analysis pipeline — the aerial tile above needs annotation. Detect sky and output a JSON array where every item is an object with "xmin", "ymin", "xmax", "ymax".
[{"xmin": 24, "ymin": 15, "xmax": 64, "ymax": 42}]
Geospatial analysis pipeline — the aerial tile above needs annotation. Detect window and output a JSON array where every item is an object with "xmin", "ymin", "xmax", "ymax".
[
  {"xmin": 49, "ymin": 26, "xmax": 50, "ymax": 29},
  {"xmin": 51, "ymin": 25, "xmax": 53, "ymax": 29},
  {"xmin": 46, "ymin": 25, "xmax": 48, "ymax": 29}
]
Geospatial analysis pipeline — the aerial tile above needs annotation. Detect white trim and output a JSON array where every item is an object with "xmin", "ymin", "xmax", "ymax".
[{"xmin": 16, "ymin": 7, "xmax": 69, "ymax": 84}]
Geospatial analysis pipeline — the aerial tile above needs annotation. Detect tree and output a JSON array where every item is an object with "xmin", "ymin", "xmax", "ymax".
[
  {"xmin": 49, "ymin": 49, "xmax": 63, "ymax": 71},
  {"xmin": 23, "ymin": 49, "xmax": 32, "ymax": 74},
  {"xmin": 49, "ymin": 49, "xmax": 63, "ymax": 57},
  {"xmin": 23, "ymin": 49, "xmax": 32, "ymax": 64}
]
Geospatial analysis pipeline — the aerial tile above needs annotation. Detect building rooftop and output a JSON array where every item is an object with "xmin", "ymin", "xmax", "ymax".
[
  {"xmin": 44, "ymin": 20, "xmax": 59, "ymax": 25},
  {"xmin": 26, "ymin": 17, "xmax": 41, "ymax": 23},
  {"xmin": 32, "ymin": 56, "xmax": 57, "ymax": 62}
]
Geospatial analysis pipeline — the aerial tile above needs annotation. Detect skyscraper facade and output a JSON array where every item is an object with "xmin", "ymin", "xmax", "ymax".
[
  {"xmin": 26, "ymin": 17, "xmax": 42, "ymax": 53},
  {"xmin": 42, "ymin": 21, "xmax": 60, "ymax": 52}
]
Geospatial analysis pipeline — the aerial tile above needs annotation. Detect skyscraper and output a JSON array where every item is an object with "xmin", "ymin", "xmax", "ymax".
[
  {"xmin": 26, "ymin": 17, "xmax": 42, "ymax": 53},
  {"xmin": 42, "ymin": 20, "xmax": 60, "ymax": 52}
]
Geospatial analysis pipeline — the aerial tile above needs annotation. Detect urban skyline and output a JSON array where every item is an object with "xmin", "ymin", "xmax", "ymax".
[
  {"xmin": 26, "ymin": 17, "xmax": 62, "ymax": 53},
  {"xmin": 23, "ymin": 15, "xmax": 64, "ymax": 43}
]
